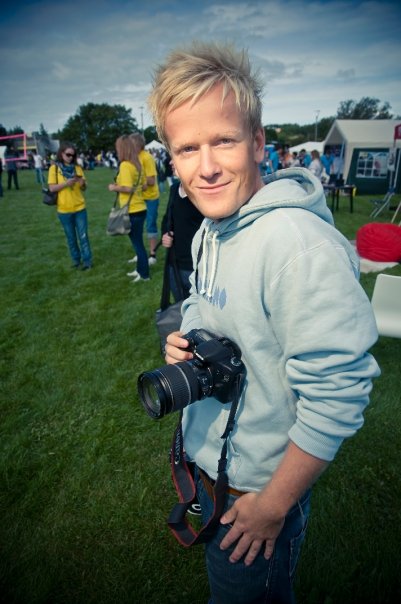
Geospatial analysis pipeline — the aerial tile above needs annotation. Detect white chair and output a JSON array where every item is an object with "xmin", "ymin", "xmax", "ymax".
[
  {"xmin": 391, "ymin": 199, "xmax": 401, "ymax": 225},
  {"xmin": 371, "ymin": 273, "xmax": 401, "ymax": 338},
  {"xmin": 369, "ymin": 188, "xmax": 395, "ymax": 218}
]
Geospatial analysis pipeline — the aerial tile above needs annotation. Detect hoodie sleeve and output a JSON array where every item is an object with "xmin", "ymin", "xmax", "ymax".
[{"xmin": 267, "ymin": 239, "xmax": 380, "ymax": 461}]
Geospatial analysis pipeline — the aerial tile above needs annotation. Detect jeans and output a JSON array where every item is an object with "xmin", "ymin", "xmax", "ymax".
[
  {"xmin": 58, "ymin": 209, "xmax": 92, "ymax": 267},
  {"xmin": 195, "ymin": 469, "xmax": 311, "ymax": 604},
  {"xmin": 145, "ymin": 198, "xmax": 159, "ymax": 238},
  {"xmin": 35, "ymin": 168, "xmax": 44, "ymax": 185},
  {"xmin": 128, "ymin": 211, "xmax": 149, "ymax": 278}
]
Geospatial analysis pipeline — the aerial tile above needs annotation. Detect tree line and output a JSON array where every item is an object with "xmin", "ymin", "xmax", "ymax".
[{"xmin": 1, "ymin": 96, "xmax": 398, "ymax": 155}]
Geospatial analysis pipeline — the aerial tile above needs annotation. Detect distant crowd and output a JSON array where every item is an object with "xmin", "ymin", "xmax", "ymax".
[
  {"xmin": 0, "ymin": 139, "xmax": 344, "ymax": 200},
  {"xmin": 260, "ymin": 143, "xmax": 344, "ymax": 185}
]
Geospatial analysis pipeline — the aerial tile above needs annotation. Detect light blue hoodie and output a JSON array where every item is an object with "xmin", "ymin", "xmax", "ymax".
[{"xmin": 181, "ymin": 167, "xmax": 380, "ymax": 492}]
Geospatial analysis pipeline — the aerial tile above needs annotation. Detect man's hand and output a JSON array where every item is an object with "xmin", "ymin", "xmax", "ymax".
[
  {"xmin": 162, "ymin": 232, "xmax": 174, "ymax": 248},
  {"xmin": 165, "ymin": 331, "xmax": 194, "ymax": 364},
  {"xmin": 219, "ymin": 442, "xmax": 328, "ymax": 567},
  {"xmin": 219, "ymin": 493, "xmax": 285, "ymax": 566}
]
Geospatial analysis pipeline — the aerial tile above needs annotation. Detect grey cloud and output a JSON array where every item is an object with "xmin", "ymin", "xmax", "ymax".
[
  {"xmin": 337, "ymin": 69, "xmax": 356, "ymax": 81},
  {"xmin": 51, "ymin": 62, "xmax": 73, "ymax": 81}
]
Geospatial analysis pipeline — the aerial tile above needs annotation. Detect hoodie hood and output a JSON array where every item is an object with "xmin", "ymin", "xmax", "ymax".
[
  {"xmin": 199, "ymin": 167, "xmax": 334, "ymax": 297},
  {"xmin": 219, "ymin": 167, "xmax": 333, "ymax": 235}
]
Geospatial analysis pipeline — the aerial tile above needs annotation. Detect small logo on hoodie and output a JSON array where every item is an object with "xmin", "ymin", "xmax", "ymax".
[{"xmin": 198, "ymin": 277, "xmax": 227, "ymax": 309}]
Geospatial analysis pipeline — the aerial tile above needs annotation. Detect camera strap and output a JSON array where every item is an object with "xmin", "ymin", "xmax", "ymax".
[{"xmin": 167, "ymin": 373, "xmax": 244, "ymax": 547}]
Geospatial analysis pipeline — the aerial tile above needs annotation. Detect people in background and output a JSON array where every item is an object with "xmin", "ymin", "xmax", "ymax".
[
  {"xmin": 321, "ymin": 147, "xmax": 333, "ymax": 179},
  {"xmin": 330, "ymin": 148, "xmax": 344, "ymax": 185},
  {"xmin": 4, "ymin": 146, "xmax": 19, "ymax": 190},
  {"xmin": 163, "ymin": 152, "xmax": 174, "ymax": 186},
  {"xmin": 48, "ymin": 142, "xmax": 92, "ymax": 270},
  {"xmin": 130, "ymin": 133, "xmax": 160, "ymax": 265},
  {"xmin": 289, "ymin": 150, "xmax": 300, "ymax": 167},
  {"xmin": 308, "ymin": 149, "xmax": 324, "ymax": 180},
  {"xmin": 0, "ymin": 156, "xmax": 3, "ymax": 197},
  {"xmin": 161, "ymin": 178, "xmax": 204, "ymax": 301},
  {"xmin": 108, "ymin": 135, "xmax": 149, "ymax": 283},
  {"xmin": 33, "ymin": 151, "xmax": 44, "ymax": 185},
  {"xmin": 263, "ymin": 144, "xmax": 279, "ymax": 175},
  {"xmin": 298, "ymin": 148, "xmax": 311, "ymax": 168}
]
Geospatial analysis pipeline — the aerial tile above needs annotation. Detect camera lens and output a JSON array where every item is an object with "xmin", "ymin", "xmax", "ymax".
[{"xmin": 138, "ymin": 362, "xmax": 206, "ymax": 419}]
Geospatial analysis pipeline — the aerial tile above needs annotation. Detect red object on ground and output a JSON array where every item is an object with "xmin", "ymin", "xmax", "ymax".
[{"xmin": 356, "ymin": 222, "xmax": 401, "ymax": 262}]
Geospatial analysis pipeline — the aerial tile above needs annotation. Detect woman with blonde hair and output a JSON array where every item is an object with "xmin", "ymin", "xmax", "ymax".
[{"xmin": 108, "ymin": 135, "xmax": 149, "ymax": 282}]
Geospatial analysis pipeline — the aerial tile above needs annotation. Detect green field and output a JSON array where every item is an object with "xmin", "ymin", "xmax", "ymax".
[{"xmin": 1, "ymin": 169, "xmax": 400, "ymax": 604}]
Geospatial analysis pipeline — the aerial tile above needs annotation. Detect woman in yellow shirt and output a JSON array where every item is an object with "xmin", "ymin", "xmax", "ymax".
[
  {"xmin": 48, "ymin": 142, "xmax": 92, "ymax": 269},
  {"xmin": 108, "ymin": 135, "xmax": 149, "ymax": 282}
]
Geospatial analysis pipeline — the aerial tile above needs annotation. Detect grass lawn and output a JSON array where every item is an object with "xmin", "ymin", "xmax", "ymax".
[{"xmin": 0, "ymin": 169, "xmax": 400, "ymax": 604}]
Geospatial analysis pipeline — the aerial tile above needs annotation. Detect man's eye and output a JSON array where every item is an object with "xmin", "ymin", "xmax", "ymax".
[
  {"xmin": 181, "ymin": 146, "xmax": 195, "ymax": 154},
  {"xmin": 220, "ymin": 138, "xmax": 233, "ymax": 145}
]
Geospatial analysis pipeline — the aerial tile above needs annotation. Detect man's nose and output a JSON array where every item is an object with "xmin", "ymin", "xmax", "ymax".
[{"xmin": 199, "ymin": 147, "xmax": 221, "ymax": 179}]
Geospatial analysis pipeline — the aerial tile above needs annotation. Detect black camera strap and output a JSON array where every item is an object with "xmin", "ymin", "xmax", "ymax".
[{"xmin": 167, "ymin": 373, "xmax": 244, "ymax": 547}]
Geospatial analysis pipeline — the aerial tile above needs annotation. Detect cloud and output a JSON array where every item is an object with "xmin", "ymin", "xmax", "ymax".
[
  {"xmin": 51, "ymin": 62, "xmax": 73, "ymax": 81},
  {"xmin": 337, "ymin": 69, "xmax": 356, "ymax": 81}
]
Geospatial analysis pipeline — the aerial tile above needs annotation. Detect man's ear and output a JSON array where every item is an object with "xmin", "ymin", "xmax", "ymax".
[{"xmin": 254, "ymin": 128, "xmax": 265, "ymax": 163}]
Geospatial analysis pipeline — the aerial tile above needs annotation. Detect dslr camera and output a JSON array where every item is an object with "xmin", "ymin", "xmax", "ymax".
[{"xmin": 137, "ymin": 328, "xmax": 245, "ymax": 420}]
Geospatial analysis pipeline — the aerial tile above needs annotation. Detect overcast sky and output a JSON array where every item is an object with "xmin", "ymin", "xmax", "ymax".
[{"xmin": 1, "ymin": 0, "xmax": 400, "ymax": 135}]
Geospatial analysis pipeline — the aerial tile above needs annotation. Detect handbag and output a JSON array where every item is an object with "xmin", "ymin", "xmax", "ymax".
[
  {"xmin": 155, "ymin": 245, "xmax": 185, "ymax": 354},
  {"xmin": 42, "ymin": 188, "xmax": 58, "ymax": 206},
  {"xmin": 155, "ymin": 229, "xmax": 205, "ymax": 354},
  {"xmin": 106, "ymin": 203, "xmax": 131, "ymax": 236},
  {"xmin": 155, "ymin": 300, "xmax": 184, "ymax": 355},
  {"xmin": 42, "ymin": 165, "xmax": 59, "ymax": 205},
  {"xmin": 106, "ymin": 169, "xmax": 141, "ymax": 236}
]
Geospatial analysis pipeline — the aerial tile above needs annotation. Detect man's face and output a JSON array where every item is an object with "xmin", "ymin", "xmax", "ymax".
[{"xmin": 164, "ymin": 84, "xmax": 265, "ymax": 220}]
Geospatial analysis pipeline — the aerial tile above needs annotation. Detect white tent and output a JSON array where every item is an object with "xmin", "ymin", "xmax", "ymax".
[
  {"xmin": 289, "ymin": 141, "xmax": 324, "ymax": 155},
  {"xmin": 324, "ymin": 119, "xmax": 401, "ymax": 182},
  {"xmin": 145, "ymin": 139, "xmax": 165, "ymax": 151}
]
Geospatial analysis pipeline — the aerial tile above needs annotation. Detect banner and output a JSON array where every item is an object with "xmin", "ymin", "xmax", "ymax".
[{"xmin": 394, "ymin": 124, "xmax": 401, "ymax": 141}]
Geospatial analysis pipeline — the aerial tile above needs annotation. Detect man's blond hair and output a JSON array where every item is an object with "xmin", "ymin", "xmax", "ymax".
[{"xmin": 148, "ymin": 42, "xmax": 264, "ymax": 147}]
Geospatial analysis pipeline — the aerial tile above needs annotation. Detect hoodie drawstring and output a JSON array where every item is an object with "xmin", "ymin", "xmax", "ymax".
[
  {"xmin": 199, "ymin": 225, "xmax": 219, "ymax": 299},
  {"xmin": 200, "ymin": 223, "xmax": 210, "ymax": 295},
  {"xmin": 206, "ymin": 231, "xmax": 219, "ymax": 299}
]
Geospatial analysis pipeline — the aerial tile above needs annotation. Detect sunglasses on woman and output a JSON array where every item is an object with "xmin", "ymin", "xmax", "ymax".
[{"xmin": 64, "ymin": 152, "xmax": 75, "ymax": 158}]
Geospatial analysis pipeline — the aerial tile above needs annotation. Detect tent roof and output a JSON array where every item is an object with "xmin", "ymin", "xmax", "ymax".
[
  {"xmin": 145, "ymin": 139, "xmax": 165, "ymax": 150},
  {"xmin": 290, "ymin": 141, "xmax": 324, "ymax": 154},
  {"xmin": 325, "ymin": 119, "xmax": 401, "ymax": 147}
]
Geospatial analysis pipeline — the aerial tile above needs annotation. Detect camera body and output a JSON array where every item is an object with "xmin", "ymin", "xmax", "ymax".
[{"xmin": 137, "ymin": 328, "xmax": 245, "ymax": 419}]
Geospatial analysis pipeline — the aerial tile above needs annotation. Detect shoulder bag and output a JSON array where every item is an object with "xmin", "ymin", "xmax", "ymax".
[
  {"xmin": 106, "ymin": 169, "xmax": 141, "ymax": 236},
  {"xmin": 155, "ymin": 245, "xmax": 186, "ymax": 355},
  {"xmin": 42, "ymin": 164, "xmax": 59, "ymax": 206},
  {"xmin": 155, "ymin": 229, "xmax": 204, "ymax": 355}
]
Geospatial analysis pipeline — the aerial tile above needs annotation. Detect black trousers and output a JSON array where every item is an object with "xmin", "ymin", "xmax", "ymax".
[{"xmin": 7, "ymin": 170, "xmax": 19, "ymax": 189}]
